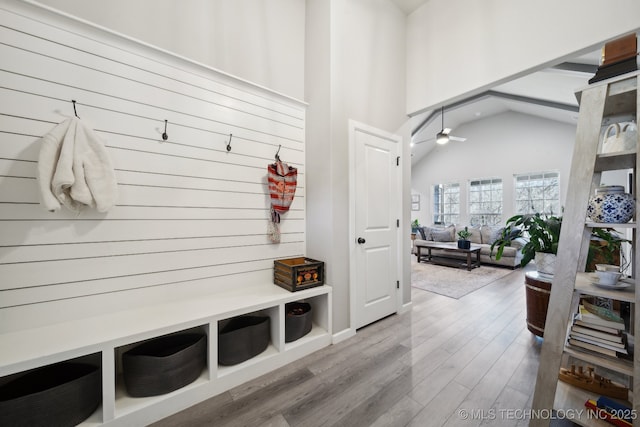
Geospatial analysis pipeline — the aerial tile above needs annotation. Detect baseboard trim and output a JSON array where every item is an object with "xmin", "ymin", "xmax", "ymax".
[
  {"xmin": 399, "ymin": 301, "xmax": 412, "ymax": 314},
  {"xmin": 332, "ymin": 328, "xmax": 356, "ymax": 344}
]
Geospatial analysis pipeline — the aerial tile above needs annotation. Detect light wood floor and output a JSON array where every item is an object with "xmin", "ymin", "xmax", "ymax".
[{"xmin": 153, "ymin": 265, "xmax": 546, "ymax": 427}]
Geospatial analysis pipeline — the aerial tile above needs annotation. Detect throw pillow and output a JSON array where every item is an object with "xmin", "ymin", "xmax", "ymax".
[
  {"xmin": 480, "ymin": 225, "xmax": 505, "ymax": 245},
  {"xmin": 418, "ymin": 226, "xmax": 427, "ymax": 240},
  {"xmin": 508, "ymin": 228, "xmax": 521, "ymax": 240},
  {"xmin": 431, "ymin": 229, "xmax": 452, "ymax": 242},
  {"xmin": 422, "ymin": 226, "xmax": 438, "ymax": 241},
  {"xmin": 444, "ymin": 224, "xmax": 456, "ymax": 241}
]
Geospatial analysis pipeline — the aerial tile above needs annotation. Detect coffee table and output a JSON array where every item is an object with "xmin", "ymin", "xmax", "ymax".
[{"xmin": 417, "ymin": 241, "xmax": 481, "ymax": 271}]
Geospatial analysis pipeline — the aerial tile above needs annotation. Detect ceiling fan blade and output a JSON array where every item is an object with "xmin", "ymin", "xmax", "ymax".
[
  {"xmin": 449, "ymin": 135, "xmax": 467, "ymax": 142},
  {"xmin": 413, "ymin": 135, "xmax": 466, "ymax": 146},
  {"xmin": 412, "ymin": 137, "xmax": 434, "ymax": 145},
  {"xmin": 442, "ymin": 128, "xmax": 452, "ymax": 135}
]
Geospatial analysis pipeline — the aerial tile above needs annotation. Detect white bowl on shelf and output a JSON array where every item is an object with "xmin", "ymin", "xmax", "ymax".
[{"xmin": 595, "ymin": 270, "xmax": 623, "ymax": 286}]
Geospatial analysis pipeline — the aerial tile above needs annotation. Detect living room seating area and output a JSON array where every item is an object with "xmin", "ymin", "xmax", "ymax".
[{"xmin": 413, "ymin": 224, "xmax": 525, "ymax": 268}]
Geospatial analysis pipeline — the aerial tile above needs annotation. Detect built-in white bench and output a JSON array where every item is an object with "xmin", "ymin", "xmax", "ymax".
[{"xmin": 0, "ymin": 283, "xmax": 332, "ymax": 426}]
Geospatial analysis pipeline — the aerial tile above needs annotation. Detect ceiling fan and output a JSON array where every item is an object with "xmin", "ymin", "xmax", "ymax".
[
  {"xmin": 412, "ymin": 106, "xmax": 467, "ymax": 146},
  {"xmin": 435, "ymin": 106, "xmax": 467, "ymax": 144}
]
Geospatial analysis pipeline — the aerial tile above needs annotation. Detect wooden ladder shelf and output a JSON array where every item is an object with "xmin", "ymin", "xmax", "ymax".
[{"xmin": 531, "ymin": 71, "xmax": 640, "ymax": 427}]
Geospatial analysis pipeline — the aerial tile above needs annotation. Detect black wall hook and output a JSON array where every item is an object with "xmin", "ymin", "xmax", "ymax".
[
  {"xmin": 71, "ymin": 100, "xmax": 80, "ymax": 118},
  {"xmin": 226, "ymin": 133, "xmax": 232, "ymax": 152},
  {"xmin": 275, "ymin": 144, "xmax": 281, "ymax": 161},
  {"xmin": 162, "ymin": 120, "xmax": 168, "ymax": 141}
]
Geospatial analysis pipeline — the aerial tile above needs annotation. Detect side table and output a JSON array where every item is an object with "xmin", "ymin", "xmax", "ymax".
[{"xmin": 524, "ymin": 271, "xmax": 552, "ymax": 337}]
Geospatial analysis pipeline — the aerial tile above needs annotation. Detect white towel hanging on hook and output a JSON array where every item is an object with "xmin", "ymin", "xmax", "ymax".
[{"xmin": 37, "ymin": 116, "xmax": 118, "ymax": 213}]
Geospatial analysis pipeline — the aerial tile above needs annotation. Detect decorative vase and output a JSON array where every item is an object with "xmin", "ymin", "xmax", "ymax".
[
  {"xmin": 603, "ymin": 122, "xmax": 638, "ymax": 153},
  {"xmin": 534, "ymin": 252, "xmax": 557, "ymax": 279},
  {"xmin": 620, "ymin": 122, "xmax": 638, "ymax": 152},
  {"xmin": 587, "ymin": 185, "xmax": 634, "ymax": 223}
]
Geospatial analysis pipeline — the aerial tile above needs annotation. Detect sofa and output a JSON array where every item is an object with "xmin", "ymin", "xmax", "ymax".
[{"xmin": 412, "ymin": 224, "xmax": 525, "ymax": 268}]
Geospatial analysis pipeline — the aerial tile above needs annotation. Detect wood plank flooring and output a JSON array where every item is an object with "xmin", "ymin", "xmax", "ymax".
[{"xmin": 152, "ymin": 264, "xmax": 547, "ymax": 427}]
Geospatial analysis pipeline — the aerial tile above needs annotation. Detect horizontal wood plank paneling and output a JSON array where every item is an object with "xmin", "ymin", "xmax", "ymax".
[
  {"xmin": 0, "ymin": 234, "xmax": 303, "ymax": 264},
  {"xmin": 0, "ymin": 11, "xmax": 305, "ymax": 120},
  {"xmin": 0, "ymin": 4, "xmax": 306, "ymax": 332}
]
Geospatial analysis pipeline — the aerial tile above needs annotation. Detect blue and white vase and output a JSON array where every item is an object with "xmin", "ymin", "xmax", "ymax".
[{"xmin": 587, "ymin": 185, "xmax": 635, "ymax": 223}]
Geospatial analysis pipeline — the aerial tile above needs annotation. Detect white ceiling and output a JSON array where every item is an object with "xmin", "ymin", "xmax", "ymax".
[
  {"xmin": 408, "ymin": 43, "xmax": 615, "ymax": 165},
  {"xmin": 390, "ymin": 1, "xmax": 636, "ymax": 165},
  {"xmin": 389, "ymin": 0, "xmax": 429, "ymax": 15}
]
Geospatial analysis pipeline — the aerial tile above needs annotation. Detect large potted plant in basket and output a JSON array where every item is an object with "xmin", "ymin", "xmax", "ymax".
[
  {"xmin": 491, "ymin": 214, "xmax": 627, "ymax": 337},
  {"xmin": 492, "ymin": 214, "xmax": 628, "ymax": 274},
  {"xmin": 491, "ymin": 213, "xmax": 561, "ymax": 337},
  {"xmin": 491, "ymin": 213, "xmax": 562, "ymax": 277}
]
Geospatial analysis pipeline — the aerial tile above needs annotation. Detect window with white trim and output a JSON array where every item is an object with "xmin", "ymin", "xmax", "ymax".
[
  {"xmin": 433, "ymin": 183, "xmax": 459, "ymax": 225},
  {"xmin": 469, "ymin": 178, "xmax": 503, "ymax": 226},
  {"xmin": 514, "ymin": 172, "xmax": 560, "ymax": 215}
]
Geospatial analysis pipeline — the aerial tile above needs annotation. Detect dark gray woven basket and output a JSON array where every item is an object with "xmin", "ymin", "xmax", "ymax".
[
  {"xmin": 0, "ymin": 362, "xmax": 101, "ymax": 427},
  {"xmin": 218, "ymin": 315, "xmax": 270, "ymax": 366},
  {"xmin": 123, "ymin": 333, "xmax": 206, "ymax": 397},
  {"xmin": 285, "ymin": 302, "xmax": 313, "ymax": 343}
]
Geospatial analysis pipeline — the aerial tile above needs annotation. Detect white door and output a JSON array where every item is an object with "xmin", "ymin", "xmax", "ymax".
[{"xmin": 350, "ymin": 120, "xmax": 401, "ymax": 330}]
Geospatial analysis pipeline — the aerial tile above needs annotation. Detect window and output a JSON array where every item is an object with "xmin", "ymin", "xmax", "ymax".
[
  {"xmin": 515, "ymin": 172, "xmax": 560, "ymax": 215},
  {"xmin": 433, "ymin": 183, "xmax": 459, "ymax": 225},
  {"xmin": 469, "ymin": 178, "xmax": 502, "ymax": 226}
]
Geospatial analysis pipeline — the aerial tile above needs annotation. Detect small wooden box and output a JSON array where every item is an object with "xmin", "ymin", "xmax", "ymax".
[
  {"xmin": 589, "ymin": 33, "xmax": 639, "ymax": 83},
  {"xmin": 274, "ymin": 257, "xmax": 324, "ymax": 292},
  {"xmin": 602, "ymin": 33, "xmax": 637, "ymax": 66}
]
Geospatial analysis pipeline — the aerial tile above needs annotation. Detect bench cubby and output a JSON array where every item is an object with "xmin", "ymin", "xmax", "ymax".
[
  {"xmin": 0, "ymin": 284, "xmax": 331, "ymax": 426},
  {"xmin": 218, "ymin": 314, "xmax": 272, "ymax": 367},
  {"xmin": 0, "ymin": 353, "xmax": 102, "ymax": 427},
  {"xmin": 284, "ymin": 301, "xmax": 313, "ymax": 343},
  {"xmin": 284, "ymin": 294, "xmax": 330, "ymax": 351}
]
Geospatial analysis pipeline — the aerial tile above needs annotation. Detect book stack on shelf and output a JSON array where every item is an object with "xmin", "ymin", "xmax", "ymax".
[{"xmin": 568, "ymin": 303, "xmax": 630, "ymax": 359}]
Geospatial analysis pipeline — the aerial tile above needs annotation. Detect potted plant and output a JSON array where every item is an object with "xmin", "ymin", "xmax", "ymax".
[
  {"xmin": 490, "ymin": 213, "xmax": 561, "ymax": 338},
  {"xmin": 489, "ymin": 225, "xmax": 523, "ymax": 260},
  {"xmin": 411, "ymin": 219, "xmax": 420, "ymax": 233},
  {"xmin": 491, "ymin": 215, "xmax": 629, "ymax": 338},
  {"xmin": 491, "ymin": 213, "xmax": 562, "ymax": 277},
  {"xmin": 457, "ymin": 226, "xmax": 472, "ymax": 249},
  {"xmin": 586, "ymin": 228, "xmax": 629, "ymax": 272}
]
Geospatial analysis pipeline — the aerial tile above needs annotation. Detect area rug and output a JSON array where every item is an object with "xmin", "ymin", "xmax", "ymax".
[{"xmin": 411, "ymin": 260, "xmax": 513, "ymax": 299}]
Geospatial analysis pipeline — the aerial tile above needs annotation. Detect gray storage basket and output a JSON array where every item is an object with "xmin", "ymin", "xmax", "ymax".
[
  {"xmin": 0, "ymin": 362, "xmax": 101, "ymax": 427},
  {"xmin": 218, "ymin": 315, "xmax": 270, "ymax": 365},
  {"xmin": 123, "ymin": 333, "xmax": 207, "ymax": 397},
  {"xmin": 285, "ymin": 302, "xmax": 313, "ymax": 342}
]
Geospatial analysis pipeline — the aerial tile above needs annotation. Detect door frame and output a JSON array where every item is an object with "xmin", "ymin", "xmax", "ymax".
[{"xmin": 348, "ymin": 119, "xmax": 403, "ymax": 332}]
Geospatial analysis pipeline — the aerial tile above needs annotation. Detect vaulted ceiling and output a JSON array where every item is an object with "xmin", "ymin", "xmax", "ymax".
[
  {"xmin": 408, "ymin": 52, "xmax": 601, "ymax": 164},
  {"xmin": 388, "ymin": 1, "xmax": 636, "ymax": 165},
  {"xmin": 388, "ymin": 0, "xmax": 428, "ymax": 15}
]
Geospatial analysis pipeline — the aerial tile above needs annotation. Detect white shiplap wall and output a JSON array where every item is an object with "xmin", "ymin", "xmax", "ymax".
[{"xmin": 0, "ymin": 1, "xmax": 306, "ymax": 333}]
